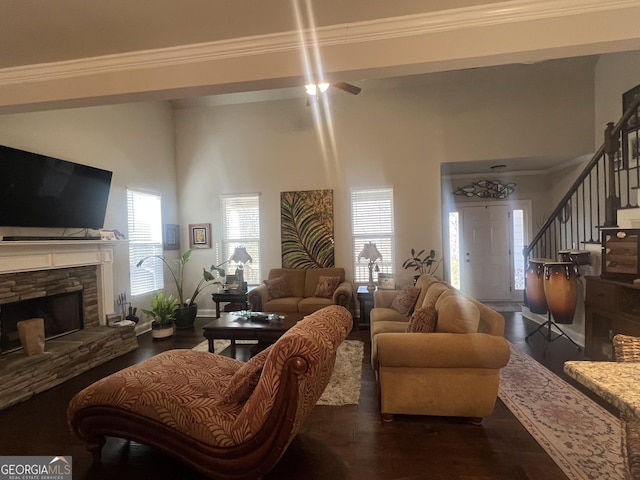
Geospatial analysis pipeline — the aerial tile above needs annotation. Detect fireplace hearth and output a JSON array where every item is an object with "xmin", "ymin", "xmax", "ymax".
[{"xmin": 0, "ymin": 240, "xmax": 138, "ymax": 411}]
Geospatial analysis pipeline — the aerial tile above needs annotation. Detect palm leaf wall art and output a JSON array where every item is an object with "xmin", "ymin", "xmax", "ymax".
[{"xmin": 280, "ymin": 189, "xmax": 334, "ymax": 268}]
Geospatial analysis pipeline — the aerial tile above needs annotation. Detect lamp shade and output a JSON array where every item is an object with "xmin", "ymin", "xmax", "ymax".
[
  {"xmin": 358, "ymin": 242, "xmax": 382, "ymax": 262},
  {"xmin": 230, "ymin": 246, "xmax": 253, "ymax": 265}
]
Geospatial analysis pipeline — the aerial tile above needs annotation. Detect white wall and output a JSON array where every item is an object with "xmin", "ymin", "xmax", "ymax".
[
  {"xmin": 0, "ymin": 102, "xmax": 178, "ymax": 317},
  {"xmin": 175, "ymin": 57, "xmax": 596, "ymax": 311}
]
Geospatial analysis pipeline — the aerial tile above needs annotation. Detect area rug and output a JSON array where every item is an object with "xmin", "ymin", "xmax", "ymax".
[
  {"xmin": 499, "ymin": 343, "xmax": 625, "ymax": 479},
  {"xmin": 192, "ymin": 339, "xmax": 364, "ymax": 406}
]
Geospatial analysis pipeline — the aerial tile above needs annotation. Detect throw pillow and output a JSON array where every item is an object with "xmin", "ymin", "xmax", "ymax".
[
  {"xmin": 390, "ymin": 285, "xmax": 421, "ymax": 315},
  {"xmin": 406, "ymin": 303, "xmax": 437, "ymax": 333},
  {"xmin": 264, "ymin": 275, "xmax": 292, "ymax": 299},
  {"xmin": 314, "ymin": 276, "xmax": 341, "ymax": 298},
  {"xmin": 222, "ymin": 346, "xmax": 272, "ymax": 404},
  {"xmin": 436, "ymin": 294, "xmax": 480, "ymax": 334}
]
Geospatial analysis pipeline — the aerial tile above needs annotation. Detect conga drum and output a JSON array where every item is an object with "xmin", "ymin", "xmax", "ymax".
[
  {"xmin": 543, "ymin": 262, "xmax": 579, "ymax": 324},
  {"xmin": 568, "ymin": 250, "xmax": 591, "ymax": 266},
  {"xmin": 525, "ymin": 258, "xmax": 552, "ymax": 314}
]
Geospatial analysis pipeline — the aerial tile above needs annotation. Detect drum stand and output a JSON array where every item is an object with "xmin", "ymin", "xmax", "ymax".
[{"xmin": 525, "ymin": 311, "xmax": 582, "ymax": 351}]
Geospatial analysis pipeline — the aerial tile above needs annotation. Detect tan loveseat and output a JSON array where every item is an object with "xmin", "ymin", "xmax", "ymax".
[
  {"xmin": 370, "ymin": 274, "xmax": 510, "ymax": 422},
  {"xmin": 248, "ymin": 267, "xmax": 352, "ymax": 315}
]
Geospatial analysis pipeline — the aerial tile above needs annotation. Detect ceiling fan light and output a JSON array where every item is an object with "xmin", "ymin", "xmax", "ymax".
[
  {"xmin": 304, "ymin": 84, "xmax": 317, "ymax": 96},
  {"xmin": 318, "ymin": 82, "xmax": 330, "ymax": 93}
]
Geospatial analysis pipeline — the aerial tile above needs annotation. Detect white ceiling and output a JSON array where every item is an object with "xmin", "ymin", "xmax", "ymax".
[{"xmin": 1, "ymin": 0, "xmax": 637, "ymax": 175}]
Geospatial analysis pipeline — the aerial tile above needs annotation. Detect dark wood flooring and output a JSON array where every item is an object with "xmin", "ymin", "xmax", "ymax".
[{"xmin": 0, "ymin": 312, "xmax": 615, "ymax": 480}]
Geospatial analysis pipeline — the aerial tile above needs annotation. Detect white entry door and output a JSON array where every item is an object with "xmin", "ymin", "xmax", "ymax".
[{"xmin": 461, "ymin": 205, "xmax": 512, "ymax": 300}]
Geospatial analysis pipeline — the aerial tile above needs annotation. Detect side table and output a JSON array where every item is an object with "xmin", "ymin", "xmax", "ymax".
[
  {"xmin": 357, "ymin": 285, "xmax": 376, "ymax": 329},
  {"xmin": 211, "ymin": 291, "xmax": 248, "ymax": 318}
]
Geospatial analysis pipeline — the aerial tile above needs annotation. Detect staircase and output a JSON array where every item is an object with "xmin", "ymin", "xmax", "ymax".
[{"xmin": 525, "ymin": 94, "xmax": 640, "ymax": 265}]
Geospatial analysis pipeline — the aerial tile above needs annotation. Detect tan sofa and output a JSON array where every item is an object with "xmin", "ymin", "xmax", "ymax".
[
  {"xmin": 248, "ymin": 267, "xmax": 352, "ymax": 315},
  {"xmin": 370, "ymin": 274, "xmax": 510, "ymax": 422}
]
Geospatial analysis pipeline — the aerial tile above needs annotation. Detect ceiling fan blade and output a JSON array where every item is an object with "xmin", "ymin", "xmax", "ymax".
[{"xmin": 331, "ymin": 82, "xmax": 362, "ymax": 95}]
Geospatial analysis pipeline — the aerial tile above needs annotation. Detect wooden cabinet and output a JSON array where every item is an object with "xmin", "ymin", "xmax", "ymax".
[
  {"xmin": 585, "ymin": 276, "xmax": 640, "ymax": 360},
  {"xmin": 601, "ymin": 228, "xmax": 640, "ymax": 281}
]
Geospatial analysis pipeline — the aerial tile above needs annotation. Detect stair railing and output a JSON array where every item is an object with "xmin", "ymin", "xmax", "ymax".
[{"xmin": 525, "ymin": 94, "xmax": 640, "ymax": 266}]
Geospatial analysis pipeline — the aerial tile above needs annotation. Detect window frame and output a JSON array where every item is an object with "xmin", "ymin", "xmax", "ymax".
[
  {"xmin": 127, "ymin": 189, "xmax": 164, "ymax": 296},
  {"xmin": 351, "ymin": 187, "xmax": 395, "ymax": 284},
  {"xmin": 220, "ymin": 194, "xmax": 261, "ymax": 286}
]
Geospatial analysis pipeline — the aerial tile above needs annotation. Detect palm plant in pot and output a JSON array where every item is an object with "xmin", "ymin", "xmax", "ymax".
[
  {"xmin": 143, "ymin": 291, "xmax": 179, "ymax": 339},
  {"xmin": 402, "ymin": 248, "xmax": 441, "ymax": 283},
  {"xmin": 137, "ymin": 249, "xmax": 225, "ymax": 329}
]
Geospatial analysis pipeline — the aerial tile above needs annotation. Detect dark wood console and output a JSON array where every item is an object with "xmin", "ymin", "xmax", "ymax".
[{"xmin": 585, "ymin": 275, "xmax": 640, "ymax": 360}]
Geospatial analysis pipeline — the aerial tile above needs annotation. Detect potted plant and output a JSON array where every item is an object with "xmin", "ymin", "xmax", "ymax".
[
  {"xmin": 143, "ymin": 291, "xmax": 179, "ymax": 339},
  {"xmin": 137, "ymin": 249, "xmax": 226, "ymax": 329},
  {"xmin": 402, "ymin": 248, "xmax": 441, "ymax": 283}
]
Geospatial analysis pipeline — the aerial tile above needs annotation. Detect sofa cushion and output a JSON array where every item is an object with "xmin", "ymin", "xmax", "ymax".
[
  {"xmin": 298, "ymin": 297, "xmax": 333, "ymax": 315},
  {"xmin": 264, "ymin": 297, "xmax": 303, "ymax": 313},
  {"xmin": 422, "ymin": 282, "xmax": 450, "ymax": 308},
  {"xmin": 268, "ymin": 269, "xmax": 306, "ymax": 297},
  {"xmin": 436, "ymin": 293, "xmax": 480, "ymax": 334},
  {"xmin": 265, "ymin": 275, "xmax": 293, "ymax": 299},
  {"xmin": 390, "ymin": 285, "xmax": 420, "ymax": 315},
  {"xmin": 406, "ymin": 303, "xmax": 437, "ymax": 333},
  {"xmin": 304, "ymin": 268, "xmax": 345, "ymax": 297},
  {"xmin": 222, "ymin": 346, "xmax": 272, "ymax": 404},
  {"xmin": 314, "ymin": 276, "xmax": 341, "ymax": 298}
]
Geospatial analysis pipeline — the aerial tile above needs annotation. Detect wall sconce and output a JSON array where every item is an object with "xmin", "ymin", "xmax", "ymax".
[{"xmin": 359, "ymin": 242, "xmax": 382, "ymax": 292}]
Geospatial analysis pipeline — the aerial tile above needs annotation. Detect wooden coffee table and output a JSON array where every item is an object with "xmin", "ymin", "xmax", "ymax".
[{"xmin": 202, "ymin": 311, "xmax": 304, "ymax": 358}]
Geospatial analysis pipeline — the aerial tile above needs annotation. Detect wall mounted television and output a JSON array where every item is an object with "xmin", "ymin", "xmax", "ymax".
[{"xmin": 0, "ymin": 145, "xmax": 113, "ymax": 229}]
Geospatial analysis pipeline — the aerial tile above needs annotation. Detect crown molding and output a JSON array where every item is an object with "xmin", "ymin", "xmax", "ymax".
[{"xmin": 0, "ymin": 0, "xmax": 636, "ymax": 87}]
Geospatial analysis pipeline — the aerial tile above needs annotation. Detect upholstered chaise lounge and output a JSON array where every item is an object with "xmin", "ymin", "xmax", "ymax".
[{"xmin": 68, "ymin": 305, "xmax": 353, "ymax": 480}]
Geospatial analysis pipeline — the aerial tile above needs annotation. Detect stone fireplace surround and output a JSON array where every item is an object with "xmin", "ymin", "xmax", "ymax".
[{"xmin": 0, "ymin": 240, "xmax": 138, "ymax": 410}]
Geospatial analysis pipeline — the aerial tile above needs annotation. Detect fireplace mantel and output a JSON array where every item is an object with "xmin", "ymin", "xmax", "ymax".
[{"xmin": 0, "ymin": 240, "xmax": 123, "ymax": 325}]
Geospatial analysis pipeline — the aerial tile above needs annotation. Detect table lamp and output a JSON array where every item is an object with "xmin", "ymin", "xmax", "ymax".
[
  {"xmin": 230, "ymin": 246, "xmax": 253, "ymax": 291},
  {"xmin": 359, "ymin": 242, "xmax": 382, "ymax": 292}
]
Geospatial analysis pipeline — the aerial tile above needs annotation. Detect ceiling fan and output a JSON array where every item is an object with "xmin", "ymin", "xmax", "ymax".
[{"xmin": 305, "ymin": 81, "xmax": 361, "ymax": 104}]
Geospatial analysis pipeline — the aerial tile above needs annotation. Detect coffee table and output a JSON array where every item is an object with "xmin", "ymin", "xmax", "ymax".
[{"xmin": 202, "ymin": 311, "xmax": 304, "ymax": 358}]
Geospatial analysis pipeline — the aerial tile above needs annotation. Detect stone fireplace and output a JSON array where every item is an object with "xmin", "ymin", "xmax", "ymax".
[{"xmin": 0, "ymin": 240, "xmax": 138, "ymax": 410}]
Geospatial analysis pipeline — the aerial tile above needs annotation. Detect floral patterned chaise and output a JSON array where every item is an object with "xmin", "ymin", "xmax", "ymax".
[{"xmin": 68, "ymin": 305, "xmax": 353, "ymax": 479}]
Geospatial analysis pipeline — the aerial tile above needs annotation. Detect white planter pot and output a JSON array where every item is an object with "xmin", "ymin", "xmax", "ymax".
[{"xmin": 151, "ymin": 324, "xmax": 174, "ymax": 339}]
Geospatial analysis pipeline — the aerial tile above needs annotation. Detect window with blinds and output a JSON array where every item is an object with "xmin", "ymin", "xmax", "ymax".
[
  {"xmin": 351, "ymin": 187, "xmax": 395, "ymax": 283},
  {"xmin": 221, "ymin": 194, "xmax": 261, "ymax": 285},
  {"xmin": 127, "ymin": 190, "xmax": 164, "ymax": 296}
]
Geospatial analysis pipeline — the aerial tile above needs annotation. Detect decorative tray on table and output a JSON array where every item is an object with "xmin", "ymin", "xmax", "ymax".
[{"xmin": 237, "ymin": 312, "xmax": 283, "ymax": 322}]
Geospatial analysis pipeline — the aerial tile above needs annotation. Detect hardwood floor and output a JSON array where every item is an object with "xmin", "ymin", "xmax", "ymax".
[{"xmin": 0, "ymin": 312, "xmax": 614, "ymax": 479}]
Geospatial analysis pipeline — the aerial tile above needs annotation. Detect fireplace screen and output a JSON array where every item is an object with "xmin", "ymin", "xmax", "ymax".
[{"xmin": 0, "ymin": 291, "xmax": 83, "ymax": 354}]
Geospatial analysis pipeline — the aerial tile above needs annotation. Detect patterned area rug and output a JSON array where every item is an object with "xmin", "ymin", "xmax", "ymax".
[
  {"xmin": 499, "ymin": 343, "xmax": 625, "ymax": 479},
  {"xmin": 192, "ymin": 339, "xmax": 364, "ymax": 406}
]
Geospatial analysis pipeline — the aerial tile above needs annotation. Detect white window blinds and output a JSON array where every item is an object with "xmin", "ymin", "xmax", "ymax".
[
  {"xmin": 127, "ymin": 190, "xmax": 163, "ymax": 295},
  {"xmin": 351, "ymin": 187, "xmax": 395, "ymax": 283},
  {"xmin": 221, "ymin": 194, "xmax": 261, "ymax": 285}
]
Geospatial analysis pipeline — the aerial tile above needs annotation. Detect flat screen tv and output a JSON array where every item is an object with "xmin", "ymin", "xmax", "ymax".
[{"xmin": 0, "ymin": 145, "xmax": 113, "ymax": 229}]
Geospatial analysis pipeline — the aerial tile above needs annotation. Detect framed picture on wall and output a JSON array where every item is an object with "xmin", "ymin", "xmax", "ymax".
[
  {"xmin": 623, "ymin": 84, "xmax": 640, "ymax": 169},
  {"xmin": 378, "ymin": 273, "xmax": 396, "ymax": 290},
  {"xmin": 189, "ymin": 223, "xmax": 211, "ymax": 249},
  {"xmin": 163, "ymin": 224, "xmax": 180, "ymax": 250}
]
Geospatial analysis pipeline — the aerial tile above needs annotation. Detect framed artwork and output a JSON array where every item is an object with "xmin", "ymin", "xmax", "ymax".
[
  {"xmin": 280, "ymin": 189, "xmax": 334, "ymax": 268},
  {"xmin": 163, "ymin": 224, "xmax": 180, "ymax": 250},
  {"xmin": 189, "ymin": 223, "xmax": 211, "ymax": 249},
  {"xmin": 377, "ymin": 273, "xmax": 396, "ymax": 290},
  {"xmin": 623, "ymin": 84, "xmax": 640, "ymax": 169}
]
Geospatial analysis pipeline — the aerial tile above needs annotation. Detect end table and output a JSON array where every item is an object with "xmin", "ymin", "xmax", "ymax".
[
  {"xmin": 211, "ymin": 291, "xmax": 248, "ymax": 318},
  {"xmin": 357, "ymin": 285, "xmax": 376, "ymax": 329}
]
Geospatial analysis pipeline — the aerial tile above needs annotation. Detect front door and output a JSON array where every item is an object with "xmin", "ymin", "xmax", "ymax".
[{"xmin": 461, "ymin": 205, "xmax": 512, "ymax": 300}]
